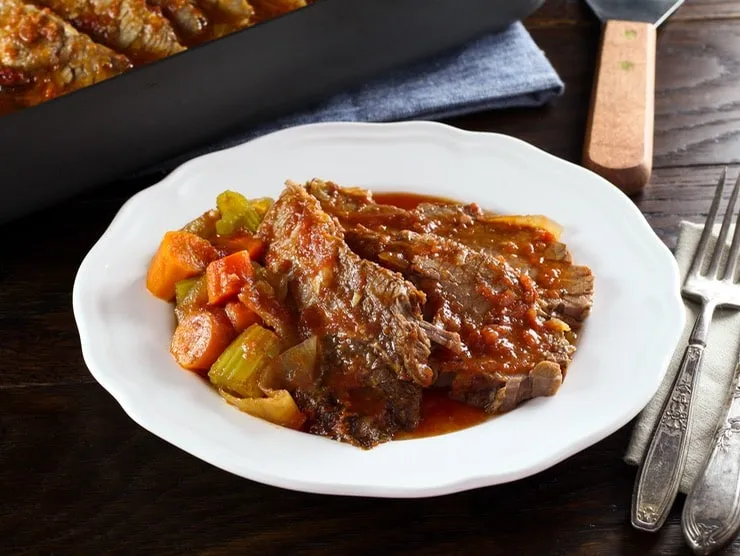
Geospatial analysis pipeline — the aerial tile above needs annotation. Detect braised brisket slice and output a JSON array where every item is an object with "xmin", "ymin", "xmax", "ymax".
[
  {"xmin": 0, "ymin": 0, "xmax": 132, "ymax": 107},
  {"xmin": 307, "ymin": 179, "xmax": 593, "ymax": 330},
  {"xmin": 305, "ymin": 179, "xmax": 592, "ymax": 414},
  {"xmin": 346, "ymin": 226, "xmax": 575, "ymax": 413},
  {"xmin": 413, "ymin": 203, "xmax": 593, "ymax": 329},
  {"xmin": 238, "ymin": 262, "xmax": 298, "ymax": 346},
  {"xmin": 255, "ymin": 183, "xmax": 437, "ymax": 447},
  {"xmin": 30, "ymin": 0, "xmax": 185, "ymax": 63}
]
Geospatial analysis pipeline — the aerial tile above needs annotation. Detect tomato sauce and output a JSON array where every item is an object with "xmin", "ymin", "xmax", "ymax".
[
  {"xmin": 374, "ymin": 191, "xmax": 454, "ymax": 211},
  {"xmin": 375, "ymin": 191, "xmax": 493, "ymax": 439},
  {"xmin": 396, "ymin": 389, "xmax": 489, "ymax": 440}
]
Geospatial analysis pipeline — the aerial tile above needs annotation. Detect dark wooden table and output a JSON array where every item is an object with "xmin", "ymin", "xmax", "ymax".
[{"xmin": 3, "ymin": 1, "xmax": 739, "ymax": 554}]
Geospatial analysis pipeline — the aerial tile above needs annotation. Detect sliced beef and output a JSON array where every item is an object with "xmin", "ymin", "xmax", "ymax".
[
  {"xmin": 238, "ymin": 263, "xmax": 298, "ymax": 345},
  {"xmin": 195, "ymin": 0, "xmax": 253, "ymax": 27},
  {"xmin": 305, "ymin": 179, "xmax": 592, "ymax": 414},
  {"xmin": 347, "ymin": 225, "xmax": 575, "ymax": 413},
  {"xmin": 413, "ymin": 202, "xmax": 593, "ymax": 329},
  {"xmin": 31, "ymin": 0, "xmax": 185, "ymax": 63},
  {"xmin": 148, "ymin": 0, "xmax": 209, "ymax": 42},
  {"xmin": 307, "ymin": 179, "xmax": 593, "ymax": 330},
  {"xmin": 449, "ymin": 360, "xmax": 563, "ymax": 414},
  {"xmin": 255, "ymin": 183, "xmax": 439, "ymax": 447},
  {"xmin": 0, "ymin": 0, "xmax": 132, "ymax": 108}
]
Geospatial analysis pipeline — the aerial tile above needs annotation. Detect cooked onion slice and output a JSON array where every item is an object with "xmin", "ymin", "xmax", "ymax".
[
  {"xmin": 487, "ymin": 215, "xmax": 563, "ymax": 239},
  {"xmin": 219, "ymin": 388, "xmax": 306, "ymax": 430},
  {"xmin": 260, "ymin": 336, "xmax": 318, "ymax": 392}
]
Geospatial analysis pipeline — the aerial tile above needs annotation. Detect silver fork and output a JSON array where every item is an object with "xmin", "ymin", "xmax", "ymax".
[{"xmin": 632, "ymin": 168, "xmax": 740, "ymax": 532}]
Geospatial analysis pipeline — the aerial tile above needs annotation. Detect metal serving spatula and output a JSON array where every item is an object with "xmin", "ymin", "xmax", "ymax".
[{"xmin": 582, "ymin": 0, "xmax": 684, "ymax": 194}]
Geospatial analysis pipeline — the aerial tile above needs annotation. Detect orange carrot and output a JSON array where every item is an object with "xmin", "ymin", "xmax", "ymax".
[
  {"xmin": 170, "ymin": 309, "xmax": 235, "ymax": 373},
  {"xmin": 213, "ymin": 232, "xmax": 267, "ymax": 261},
  {"xmin": 147, "ymin": 231, "xmax": 219, "ymax": 301},
  {"xmin": 206, "ymin": 250, "xmax": 254, "ymax": 305},
  {"xmin": 224, "ymin": 301, "xmax": 261, "ymax": 333}
]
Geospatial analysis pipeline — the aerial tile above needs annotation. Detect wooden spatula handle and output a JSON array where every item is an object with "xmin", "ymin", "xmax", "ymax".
[{"xmin": 583, "ymin": 20, "xmax": 656, "ymax": 194}]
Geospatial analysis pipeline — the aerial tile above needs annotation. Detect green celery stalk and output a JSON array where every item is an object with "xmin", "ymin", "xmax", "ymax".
[
  {"xmin": 174, "ymin": 276, "xmax": 201, "ymax": 306},
  {"xmin": 208, "ymin": 324, "xmax": 282, "ymax": 398},
  {"xmin": 240, "ymin": 205, "xmax": 262, "ymax": 233},
  {"xmin": 174, "ymin": 275, "xmax": 208, "ymax": 323},
  {"xmin": 216, "ymin": 191, "xmax": 248, "ymax": 236},
  {"xmin": 215, "ymin": 190, "xmax": 269, "ymax": 235}
]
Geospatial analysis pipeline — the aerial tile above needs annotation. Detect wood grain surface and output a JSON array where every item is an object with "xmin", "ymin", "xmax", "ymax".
[
  {"xmin": 3, "ymin": 0, "xmax": 740, "ymax": 554},
  {"xmin": 672, "ymin": 0, "xmax": 740, "ymax": 22}
]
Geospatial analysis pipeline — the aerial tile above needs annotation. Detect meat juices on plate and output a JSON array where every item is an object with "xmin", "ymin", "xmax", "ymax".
[
  {"xmin": 307, "ymin": 179, "xmax": 594, "ymax": 414},
  {"xmin": 256, "ymin": 183, "xmax": 445, "ymax": 447}
]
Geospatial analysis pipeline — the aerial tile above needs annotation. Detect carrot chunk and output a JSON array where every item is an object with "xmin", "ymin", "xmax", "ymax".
[
  {"xmin": 170, "ymin": 309, "xmax": 235, "ymax": 373},
  {"xmin": 147, "ymin": 231, "xmax": 219, "ymax": 301},
  {"xmin": 224, "ymin": 301, "xmax": 261, "ymax": 333},
  {"xmin": 206, "ymin": 250, "xmax": 254, "ymax": 305}
]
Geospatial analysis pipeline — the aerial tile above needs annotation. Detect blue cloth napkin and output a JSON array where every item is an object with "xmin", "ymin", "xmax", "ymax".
[{"xmin": 147, "ymin": 22, "xmax": 563, "ymax": 173}]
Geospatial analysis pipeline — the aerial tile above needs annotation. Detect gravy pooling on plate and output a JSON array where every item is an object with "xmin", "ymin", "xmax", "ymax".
[{"xmin": 145, "ymin": 180, "xmax": 594, "ymax": 448}]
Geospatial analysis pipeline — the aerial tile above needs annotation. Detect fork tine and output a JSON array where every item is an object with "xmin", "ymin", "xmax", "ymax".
[
  {"xmin": 708, "ymin": 168, "xmax": 739, "ymax": 277},
  {"xmin": 723, "ymin": 172, "xmax": 740, "ymax": 280},
  {"xmin": 689, "ymin": 168, "xmax": 727, "ymax": 277}
]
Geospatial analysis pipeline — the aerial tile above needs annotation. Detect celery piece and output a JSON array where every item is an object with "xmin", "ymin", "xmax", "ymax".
[
  {"xmin": 208, "ymin": 324, "xmax": 282, "ymax": 398},
  {"xmin": 174, "ymin": 276, "xmax": 200, "ymax": 306},
  {"xmin": 215, "ymin": 213, "xmax": 239, "ymax": 237},
  {"xmin": 174, "ymin": 275, "xmax": 208, "ymax": 323},
  {"xmin": 241, "ymin": 205, "xmax": 262, "ymax": 233},
  {"xmin": 180, "ymin": 275, "xmax": 207, "ymax": 307},
  {"xmin": 215, "ymin": 191, "xmax": 249, "ymax": 236},
  {"xmin": 216, "ymin": 190, "xmax": 249, "ymax": 215},
  {"xmin": 215, "ymin": 190, "xmax": 265, "ymax": 235}
]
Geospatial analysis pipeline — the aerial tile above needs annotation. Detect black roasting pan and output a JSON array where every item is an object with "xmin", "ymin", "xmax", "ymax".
[{"xmin": 0, "ymin": 0, "xmax": 544, "ymax": 223}]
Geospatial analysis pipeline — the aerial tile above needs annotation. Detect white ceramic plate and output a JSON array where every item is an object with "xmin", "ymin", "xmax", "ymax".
[{"xmin": 73, "ymin": 121, "xmax": 684, "ymax": 498}]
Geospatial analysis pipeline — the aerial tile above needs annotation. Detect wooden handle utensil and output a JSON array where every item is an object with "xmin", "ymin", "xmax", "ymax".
[{"xmin": 583, "ymin": 20, "xmax": 656, "ymax": 194}]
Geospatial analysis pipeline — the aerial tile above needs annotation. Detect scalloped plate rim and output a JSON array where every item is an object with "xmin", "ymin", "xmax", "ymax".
[{"xmin": 72, "ymin": 121, "xmax": 684, "ymax": 498}]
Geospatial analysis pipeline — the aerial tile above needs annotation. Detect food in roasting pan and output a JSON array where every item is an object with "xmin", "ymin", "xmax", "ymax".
[
  {"xmin": 31, "ymin": 0, "xmax": 186, "ymax": 62},
  {"xmin": 0, "ymin": 0, "xmax": 312, "ymax": 116},
  {"xmin": 0, "ymin": 0, "xmax": 132, "ymax": 113}
]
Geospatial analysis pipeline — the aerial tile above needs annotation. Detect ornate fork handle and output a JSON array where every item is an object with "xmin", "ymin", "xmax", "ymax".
[
  {"xmin": 682, "ymin": 364, "xmax": 740, "ymax": 555},
  {"xmin": 632, "ymin": 341, "xmax": 705, "ymax": 531}
]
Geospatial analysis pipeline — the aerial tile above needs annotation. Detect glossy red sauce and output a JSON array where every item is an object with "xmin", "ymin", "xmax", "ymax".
[
  {"xmin": 374, "ymin": 192, "xmax": 454, "ymax": 210},
  {"xmin": 374, "ymin": 189, "xmax": 569, "ymax": 381},
  {"xmin": 375, "ymin": 192, "xmax": 492, "ymax": 439},
  {"xmin": 396, "ymin": 389, "xmax": 489, "ymax": 440},
  {"xmin": 0, "ymin": 96, "xmax": 18, "ymax": 118}
]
